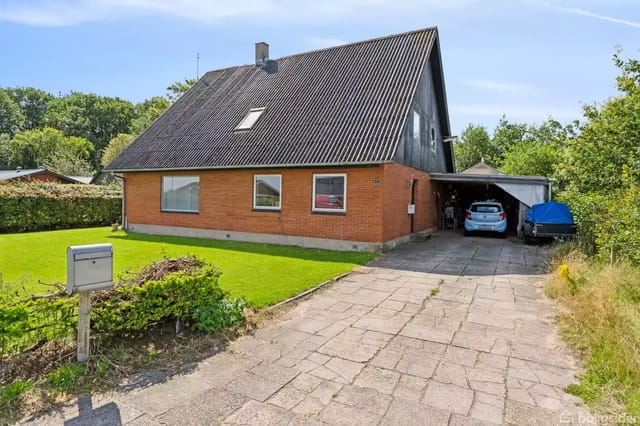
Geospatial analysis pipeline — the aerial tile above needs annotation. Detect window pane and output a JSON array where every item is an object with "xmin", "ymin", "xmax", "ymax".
[
  {"xmin": 236, "ymin": 108, "xmax": 265, "ymax": 130},
  {"xmin": 471, "ymin": 204, "xmax": 500, "ymax": 213},
  {"xmin": 162, "ymin": 176, "xmax": 199, "ymax": 212},
  {"xmin": 430, "ymin": 127, "xmax": 436, "ymax": 152},
  {"xmin": 255, "ymin": 175, "xmax": 281, "ymax": 208},
  {"xmin": 413, "ymin": 110, "xmax": 421, "ymax": 143},
  {"xmin": 314, "ymin": 176, "xmax": 345, "ymax": 210}
]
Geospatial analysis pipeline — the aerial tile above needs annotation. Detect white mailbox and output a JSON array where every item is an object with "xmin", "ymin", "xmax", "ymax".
[{"xmin": 66, "ymin": 244, "xmax": 114, "ymax": 295}]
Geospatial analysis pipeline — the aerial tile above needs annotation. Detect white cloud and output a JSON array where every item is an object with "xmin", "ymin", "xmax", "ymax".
[
  {"xmin": 543, "ymin": 2, "xmax": 640, "ymax": 29},
  {"xmin": 464, "ymin": 79, "xmax": 536, "ymax": 94},
  {"xmin": 0, "ymin": 0, "xmax": 479, "ymax": 26}
]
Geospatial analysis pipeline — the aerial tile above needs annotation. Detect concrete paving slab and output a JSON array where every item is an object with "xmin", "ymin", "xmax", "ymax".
[{"xmin": 28, "ymin": 232, "xmax": 592, "ymax": 426}]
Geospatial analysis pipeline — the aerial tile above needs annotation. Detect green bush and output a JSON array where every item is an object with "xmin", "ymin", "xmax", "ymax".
[
  {"xmin": 1, "ymin": 257, "xmax": 245, "ymax": 362},
  {"xmin": 193, "ymin": 297, "xmax": 248, "ymax": 333},
  {"xmin": 0, "ymin": 181, "xmax": 121, "ymax": 233},
  {"xmin": 563, "ymin": 169, "xmax": 640, "ymax": 265},
  {"xmin": 595, "ymin": 179, "xmax": 640, "ymax": 265},
  {"xmin": 559, "ymin": 191, "xmax": 605, "ymax": 256},
  {"xmin": 92, "ymin": 260, "xmax": 230, "ymax": 334},
  {"xmin": 0, "ymin": 297, "xmax": 77, "ymax": 356}
]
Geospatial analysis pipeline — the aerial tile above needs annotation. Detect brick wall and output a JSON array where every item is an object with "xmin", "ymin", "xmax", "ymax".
[
  {"xmin": 14, "ymin": 172, "xmax": 62, "ymax": 183},
  {"xmin": 124, "ymin": 163, "xmax": 437, "ymax": 244},
  {"xmin": 124, "ymin": 166, "xmax": 386, "ymax": 242},
  {"xmin": 382, "ymin": 163, "xmax": 438, "ymax": 241}
]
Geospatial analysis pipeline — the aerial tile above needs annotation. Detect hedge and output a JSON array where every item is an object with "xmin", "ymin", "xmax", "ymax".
[
  {"xmin": 0, "ymin": 182, "xmax": 121, "ymax": 233},
  {"xmin": 0, "ymin": 257, "xmax": 246, "ymax": 362}
]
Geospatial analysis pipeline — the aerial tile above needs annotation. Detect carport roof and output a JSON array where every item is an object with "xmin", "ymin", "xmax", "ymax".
[
  {"xmin": 429, "ymin": 172, "xmax": 550, "ymax": 185},
  {"xmin": 430, "ymin": 171, "xmax": 551, "ymax": 207}
]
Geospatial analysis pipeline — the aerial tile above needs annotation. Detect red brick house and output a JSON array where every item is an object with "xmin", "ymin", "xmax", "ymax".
[
  {"xmin": 0, "ymin": 167, "xmax": 87, "ymax": 184},
  {"xmin": 105, "ymin": 28, "xmax": 455, "ymax": 252}
]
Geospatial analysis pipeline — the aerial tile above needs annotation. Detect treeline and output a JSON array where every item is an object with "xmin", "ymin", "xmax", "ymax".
[
  {"xmin": 454, "ymin": 52, "xmax": 640, "ymax": 263},
  {"xmin": 0, "ymin": 79, "xmax": 195, "ymax": 176}
]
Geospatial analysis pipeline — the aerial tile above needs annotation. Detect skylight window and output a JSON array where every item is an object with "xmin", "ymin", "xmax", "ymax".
[{"xmin": 235, "ymin": 108, "xmax": 265, "ymax": 131}]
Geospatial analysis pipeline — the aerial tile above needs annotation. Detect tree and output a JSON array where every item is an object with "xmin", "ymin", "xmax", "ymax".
[
  {"xmin": 166, "ymin": 78, "xmax": 197, "ymax": 103},
  {"xmin": 453, "ymin": 124, "xmax": 497, "ymax": 171},
  {"xmin": 5, "ymin": 86, "xmax": 53, "ymax": 130},
  {"xmin": 44, "ymin": 92, "xmax": 135, "ymax": 165},
  {"xmin": 0, "ymin": 134, "xmax": 10, "ymax": 169},
  {"xmin": 500, "ymin": 142, "xmax": 560, "ymax": 177},
  {"xmin": 7, "ymin": 127, "xmax": 94, "ymax": 174},
  {"xmin": 558, "ymin": 52, "xmax": 640, "ymax": 194},
  {"xmin": 45, "ymin": 150, "xmax": 95, "ymax": 176},
  {"xmin": 101, "ymin": 133, "xmax": 136, "ymax": 167},
  {"xmin": 0, "ymin": 89, "xmax": 25, "ymax": 137},
  {"xmin": 131, "ymin": 96, "xmax": 170, "ymax": 134},
  {"xmin": 496, "ymin": 118, "xmax": 575, "ymax": 179}
]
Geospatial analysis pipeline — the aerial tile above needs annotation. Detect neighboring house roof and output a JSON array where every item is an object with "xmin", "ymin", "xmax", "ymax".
[
  {"xmin": 90, "ymin": 171, "xmax": 122, "ymax": 185},
  {"xmin": 460, "ymin": 161, "xmax": 503, "ymax": 175},
  {"xmin": 67, "ymin": 176, "xmax": 93, "ymax": 184},
  {"xmin": 0, "ymin": 168, "xmax": 86, "ymax": 184},
  {"xmin": 105, "ymin": 27, "xmax": 453, "ymax": 172}
]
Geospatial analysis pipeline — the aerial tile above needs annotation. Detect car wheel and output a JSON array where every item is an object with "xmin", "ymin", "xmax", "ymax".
[
  {"xmin": 523, "ymin": 234, "xmax": 531, "ymax": 244},
  {"xmin": 499, "ymin": 231, "xmax": 507, "ymax": 239},
  {"xmin": 464, "ymin": 229, "xmax": 471, "ymax": 236}
]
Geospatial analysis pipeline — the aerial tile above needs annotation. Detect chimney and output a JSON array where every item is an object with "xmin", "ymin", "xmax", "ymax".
[{"xmin": 255, "ymin": 42, "xmax": 269, "ymax": 66}]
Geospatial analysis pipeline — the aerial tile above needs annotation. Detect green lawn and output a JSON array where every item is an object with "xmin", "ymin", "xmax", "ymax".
[{"xmin": 0, "ymin": 227, "xmax": 375, "ymax": 307}]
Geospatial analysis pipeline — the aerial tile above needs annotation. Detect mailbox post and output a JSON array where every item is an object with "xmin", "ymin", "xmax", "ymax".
[{"xmin": 67, "ymin": 244, "xmax": 114, "ymax": 362}]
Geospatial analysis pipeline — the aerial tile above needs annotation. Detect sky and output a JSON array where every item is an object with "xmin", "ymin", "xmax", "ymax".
[{"xmin": 0, "ymin": 0, "xmax": 638, "ymax": 136}]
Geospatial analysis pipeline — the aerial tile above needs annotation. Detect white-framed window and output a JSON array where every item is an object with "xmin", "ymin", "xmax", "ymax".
[
  {"xmin": 430, "ymin": 126, "xmax": 436, "ymax": 152},
  {"xmin": 313, "ymin": 173, "xmax": 346, "ymax": 213},
  {"xmin": 253, "ymin": 174, "xmax": 281, "ymax": 210},
  {"xmin": 413, "ymin": 110, "xmax": 421, "ymax": 144},
  {"xmin": 235, "ymin": 108, "xmax": 265, "ymax": 131},
  {"xmin": 161, "ymin": 176, "xmax": 199, "ymax": 213}
]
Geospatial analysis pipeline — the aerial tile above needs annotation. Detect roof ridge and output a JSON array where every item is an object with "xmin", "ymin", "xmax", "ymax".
[
  {"xmin": 276, "ymin": 26, "xmax": 438, "ymax": 61},
  {"xmin": 202, "ymin": 26, "xmax": 438, "ymax": 77}
]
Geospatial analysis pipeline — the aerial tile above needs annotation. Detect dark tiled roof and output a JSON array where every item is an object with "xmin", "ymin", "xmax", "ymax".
[{"xmin": 106, "ymin": 28, "xmax": 447, "ymax": 171}]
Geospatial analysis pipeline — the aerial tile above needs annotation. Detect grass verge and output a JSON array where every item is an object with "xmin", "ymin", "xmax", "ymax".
[
  {"xmin": 544, "ymin": 246, "xmax": 640, "ymax": 418},
  {"xmin": 0, "ymin": 227, "xmax": 375, "ymax": 306}
]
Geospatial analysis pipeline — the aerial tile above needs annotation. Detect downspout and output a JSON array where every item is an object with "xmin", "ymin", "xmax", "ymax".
[
  {"xmin": 548, "ymin": 179, "xmax": 554, "ymax": 201},
  {"xmin": 115, "ymin": 174, "xmax": 126, "ymax": 230}
]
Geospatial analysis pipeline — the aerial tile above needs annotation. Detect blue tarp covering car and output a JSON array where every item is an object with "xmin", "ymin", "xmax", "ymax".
[
  {"xmin": 523, "ymin": 201, "xmax": 577, "ymax": 243},
  {"xmin": 526, "ymin": 201, "xmax": 575, "ymax": 225}
]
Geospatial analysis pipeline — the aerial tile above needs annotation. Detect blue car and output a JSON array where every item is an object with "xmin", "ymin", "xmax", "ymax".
[{"xmin": 464, "ymin": 201, "xmax": 507, "ymax": 237}]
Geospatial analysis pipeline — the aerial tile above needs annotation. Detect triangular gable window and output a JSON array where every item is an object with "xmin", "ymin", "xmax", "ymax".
[{"xmin": 235, "ymin": 108, "xmax": 265, "ymax": 131}]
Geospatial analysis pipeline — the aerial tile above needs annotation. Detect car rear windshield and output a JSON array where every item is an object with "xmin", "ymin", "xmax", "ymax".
[{"xmin": 471, "ymin": 204, "xmax": 501, "ymax": 213}]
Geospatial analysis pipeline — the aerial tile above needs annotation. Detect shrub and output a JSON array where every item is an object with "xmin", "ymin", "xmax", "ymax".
[
  {"xmin": 558, "ymin": 191, "xmax": 604, "ymax": 256},
  {"xmin": 0, "ymin": 296, "xmax": 77, "ymax": 356},
  {"xmin": 193, "ymin": 297, "xmax": 248, "ymax": 333},
  {"xmin": 0, "ymin": 181, "xmax": 121, "ymax": 233},
  {"xmin": 1, "ymin": 256, "xmax": 245, "ymax": 380},
  {"xmin": 595, "ymin": 179, "xmax": 640, "ymax": 265},
  {"xmin": 91, "ymin": 256, "xmax": 238, "ymax": 335}
]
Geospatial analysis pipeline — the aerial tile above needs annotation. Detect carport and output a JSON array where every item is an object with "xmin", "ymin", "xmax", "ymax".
[{"xmin": 430, "ymin": 162, "xmax": 552, "ymax": 235}]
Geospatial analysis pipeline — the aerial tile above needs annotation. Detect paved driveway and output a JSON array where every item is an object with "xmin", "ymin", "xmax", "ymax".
[{"xmin": 29, "ymin": 233, "xmax": 594, "ymax": 425}]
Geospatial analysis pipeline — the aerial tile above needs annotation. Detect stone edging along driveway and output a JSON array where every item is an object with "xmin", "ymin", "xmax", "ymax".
[{"xmin": 27, "ymin": 233, "xmax": 595, "ymax": 425}]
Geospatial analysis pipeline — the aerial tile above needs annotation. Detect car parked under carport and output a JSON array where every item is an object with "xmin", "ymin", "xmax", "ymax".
[{"xmin": 430, "ymin": 161, "xmax": 552, "ymax": 237}]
